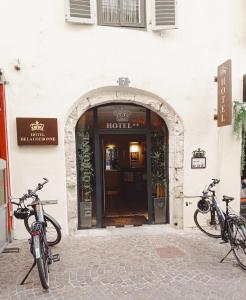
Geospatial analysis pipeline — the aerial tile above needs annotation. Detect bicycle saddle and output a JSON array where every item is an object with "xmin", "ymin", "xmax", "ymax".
[{"xmin": 222, "ymin": 195, "xmax": 234, "ymax": 202}]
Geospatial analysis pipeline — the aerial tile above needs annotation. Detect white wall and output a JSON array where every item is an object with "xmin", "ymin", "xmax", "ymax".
[{"xmin": 0, "ymin": 0, "xmax": 245, "ymax": 236}]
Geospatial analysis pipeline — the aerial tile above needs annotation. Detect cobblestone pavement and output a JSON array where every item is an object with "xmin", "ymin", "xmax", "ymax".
[{"xmin": 1, "ymin": 225, "xmax": 246, "ymax": 300}]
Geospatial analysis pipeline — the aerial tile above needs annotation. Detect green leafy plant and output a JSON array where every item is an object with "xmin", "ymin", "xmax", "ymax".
[
  {"xmin": 233, "ymin": 101, "xmax": 246, "ymax": 137},
  {"xmin": 151, "ymin": 132, "xmax": 167, "ymax": 198},
  {"xmin": 233, "ymin": 101, "xmax": 246, "ymax": 174}
]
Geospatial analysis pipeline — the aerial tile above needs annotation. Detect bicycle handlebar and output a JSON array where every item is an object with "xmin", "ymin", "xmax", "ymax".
[
  {"xmin": 14, "ymin": 178, "xmax": 49, "ymax": 203},
  {"xmin": 202, "ymin": 178, "xmax": 220, "ymax": 196},
  {"xmin": 209, "ymin": 178, "xmax": 220, "ymax": 189},
  {"xmin": 31, "ymin": 178, "xmax": 48, "ymax": 195}
]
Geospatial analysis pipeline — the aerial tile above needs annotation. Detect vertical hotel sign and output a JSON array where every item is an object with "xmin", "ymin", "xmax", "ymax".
[
  {"xmin": 217, "ymin": 59, "xmax": 232, "ymax": 127},
  {"xmin": 16, "ymin": 118, "xmax": 58, "ymax": 145}
]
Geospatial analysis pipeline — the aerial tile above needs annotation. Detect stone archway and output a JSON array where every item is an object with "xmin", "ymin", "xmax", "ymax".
[{"xmin": 65, "ymin": 86, "xmax": 184, "ymax": 233}]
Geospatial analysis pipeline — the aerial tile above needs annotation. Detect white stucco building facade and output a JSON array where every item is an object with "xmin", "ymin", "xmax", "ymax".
[{"xmin": 0, "ymin": 0, "xmax": 245, "ymax": 238}]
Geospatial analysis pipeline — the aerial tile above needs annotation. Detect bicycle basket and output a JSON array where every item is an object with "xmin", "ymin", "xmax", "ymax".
[
  {"xmin": 197, "ymin": 199, "xmax": 210, "ymax": 213},
  {"xmin": 14, "ymin": 207, "xmax": 30, "ymax": 219}
]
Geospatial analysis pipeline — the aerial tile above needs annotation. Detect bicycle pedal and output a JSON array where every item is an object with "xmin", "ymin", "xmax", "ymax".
[{"xmin": 52, "ymin": 254, "xmax": 60, "ymax": 262}]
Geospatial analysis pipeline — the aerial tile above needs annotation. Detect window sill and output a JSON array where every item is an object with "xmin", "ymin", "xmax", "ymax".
[{"xmin": 98, "ymin": 23, "xmax": 146, "ymax": 30}]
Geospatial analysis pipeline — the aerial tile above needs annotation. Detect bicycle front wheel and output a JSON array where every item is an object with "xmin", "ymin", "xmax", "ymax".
[
  {"xmin": 33, "ymin": 235, "xmax": 49, "ymax": 290},
  {"xmin": 194, "ymin": 208, "xmax": 221, "ymax": 238},
  {"xmin": 231, "ymin": 222, "xmax": 246, "ymax": 270},
  {"xmin": 25, "ymin": 211, "xmax": 62, "ymax": 246}
]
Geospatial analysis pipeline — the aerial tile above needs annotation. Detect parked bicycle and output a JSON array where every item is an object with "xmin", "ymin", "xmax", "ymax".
[
  {"xmin": 12, "ymin": 178, "xmax": 61, "ymax": 289},
  {"xmin": 194, "ymin": 178, "xmax": 246, "ymax": 270}
]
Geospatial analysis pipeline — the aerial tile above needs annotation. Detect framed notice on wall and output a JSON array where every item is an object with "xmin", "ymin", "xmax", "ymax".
[
  {"xmin": 16, "ymin": 118, "xmax": 58, "ymax": 145},
  {"xmin": 191, "ymin": 148, "xmax": 206, "ymax": 169},
  {"xmin": 191, "ymin": 157, "xmax": 206, "ymax": 169}
]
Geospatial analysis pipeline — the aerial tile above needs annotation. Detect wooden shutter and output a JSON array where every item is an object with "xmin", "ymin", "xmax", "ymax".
[
  {"xmin": 65, "ymin": 0, "xmax": 95, "ymax": 24},
  {"xmin": 152, "ymin": 0, "xmax": 177, "ymax": 30}
]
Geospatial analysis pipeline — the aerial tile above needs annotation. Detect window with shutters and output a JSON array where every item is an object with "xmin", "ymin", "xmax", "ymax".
[
  {"xmin": 65, "ymin": 0, "xmax": 177, "ymax": 31},
  {"xmin": 97, "ymin": 0, "xmax": 146, "ymax": 28}
]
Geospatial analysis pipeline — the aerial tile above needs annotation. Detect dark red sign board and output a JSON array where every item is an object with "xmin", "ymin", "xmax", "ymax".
[
  {"xmin": 217, "ymin": 60, "xmax": 232, "ymax": 127},
  {"xmin": 16, "ymin": 118, "xmax": 58, "ymax": 145}
]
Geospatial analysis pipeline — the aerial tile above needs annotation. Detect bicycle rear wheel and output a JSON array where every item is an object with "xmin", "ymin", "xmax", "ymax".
[
  {"xmin": 25, "ymin": 211, "xmax": 62, "ymax": 246},
  {"xmin": 231, "ymin": 222, "xmax": 246, "ymax": 270},
  {"xmin": 194, "ymin": 208, "xmax": 221, "ymax": 238},
  {"xmin": 33, "ymin": 235, "xmax": 49, "ymax": 289}
]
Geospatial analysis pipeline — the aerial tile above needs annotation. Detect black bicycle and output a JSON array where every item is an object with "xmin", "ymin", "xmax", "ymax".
[
  {"xmin": 194, "ymin": 179, "xmax": 246, "ymax": 270},
  {"xmin": 12, "ymin": 178, "xmax": 60, "ymax": 289}
]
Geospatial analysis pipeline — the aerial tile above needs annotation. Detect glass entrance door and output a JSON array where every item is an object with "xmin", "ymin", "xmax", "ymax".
[{"xmin": 101, "ymin": 134, "xmax": 148, "ymax": 226}]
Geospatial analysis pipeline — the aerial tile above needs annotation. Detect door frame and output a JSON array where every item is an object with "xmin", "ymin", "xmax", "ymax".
[
  {"xmin": 75, "ymin": 104, "xmax": 169, "ymax": 229},
  {"xmin": 94, "ymin": 109, "xmax": 153, "ymax": 227},
  {"xmin": 95, "ymin": 129, "xmax": 153, "ymax": 227}
]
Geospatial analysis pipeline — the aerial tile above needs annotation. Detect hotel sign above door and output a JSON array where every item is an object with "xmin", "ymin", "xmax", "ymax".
[
  {"xmin": 217, "ymin": 59, "xmax": 232, "ymax": 127},
  {"xmin": 16, "ymin": 118, "xmax": 58, "ymax": 145},
  {"xmin": 98, "ymin": 105, "xmax": 146, "ymax": 129}
]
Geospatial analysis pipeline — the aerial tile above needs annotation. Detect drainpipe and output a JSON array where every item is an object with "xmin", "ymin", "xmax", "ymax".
[{"xmin": 0, "ymin": 69, "xmax": 12, "ymax": 241}]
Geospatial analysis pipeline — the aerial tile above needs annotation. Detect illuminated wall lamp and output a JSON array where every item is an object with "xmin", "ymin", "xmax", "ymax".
[{"xmin": 130, "ymin": 142, "xmax": 140, "ymax": 161}]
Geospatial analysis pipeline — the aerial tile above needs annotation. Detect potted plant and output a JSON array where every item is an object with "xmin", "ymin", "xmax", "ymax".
[{"xmin": 151, "ymin": 132, "xmax": 167, "ymax": 223}]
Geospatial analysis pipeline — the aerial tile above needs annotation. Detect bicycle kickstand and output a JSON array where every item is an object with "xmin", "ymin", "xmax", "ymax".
[
  {"xmin": 20, "ymin": 259, "xmax": 36, "ymax": 285},
  {"xmin": 220, "ymin": 247, "xmax": 233, "ymax": 263}
]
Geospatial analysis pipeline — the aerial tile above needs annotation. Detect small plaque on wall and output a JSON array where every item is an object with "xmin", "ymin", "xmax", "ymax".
[
  {"xmin": 191, "ymin": 148, "xmax": 206, "ymax": 169},
  {"xmin": 191, "ymin": 157, "xmax": 206, "ymax": 169},
  {"xmin": 16, "ymin": 118, "xmax": 58, "ymax": 145}
]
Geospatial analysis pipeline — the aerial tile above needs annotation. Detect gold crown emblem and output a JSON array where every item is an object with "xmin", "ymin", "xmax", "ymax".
[
  {"xmin": 113, "ymin": 107, "xmax": 132, "ymax": 122},
  {"xmin": 30, "ymin": 121, "xmax": 44, "ymax": 131}
]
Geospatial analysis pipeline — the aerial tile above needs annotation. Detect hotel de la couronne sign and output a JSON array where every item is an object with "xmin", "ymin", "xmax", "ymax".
[{"xmin": 16, "ymin": 118, "xmax": 58, "ymax": 145}]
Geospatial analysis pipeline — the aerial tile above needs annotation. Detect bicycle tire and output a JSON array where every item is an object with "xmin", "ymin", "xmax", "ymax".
[
  {"xmin": 231, "ymin": 222, "xmax": 246, "ymax": 270},
  {"xmin": 34, "ymin": 235, "xmax": 49, "ymax": 290},
  {"xmin": 194, "ymin": 208, "xmax": 221, "ymax": 238},
  {"xmin": 25, "ymin": 211, "xmax": 62, "ymax": 246}
]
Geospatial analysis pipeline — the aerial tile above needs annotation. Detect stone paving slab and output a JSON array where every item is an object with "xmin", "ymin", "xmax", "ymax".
[{"xmin": 1, "ymin": 225, "xmax": 246, "ymax": 300}]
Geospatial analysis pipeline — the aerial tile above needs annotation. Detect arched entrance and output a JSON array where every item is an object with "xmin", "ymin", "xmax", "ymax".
[
  {"xmin": 65, "ymin": 87, "xmax": 184, "ymax": 232},
  {"xmin": 76, "ymin": 104, "xmax": 169, "ymax": 228}
]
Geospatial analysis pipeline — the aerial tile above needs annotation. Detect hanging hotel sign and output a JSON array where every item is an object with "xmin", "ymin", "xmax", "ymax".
[
  {"xmin": 16, "ymin": 118, "xmax": 58, "ymax": 145},
  {"xmin": 191, "ymin": 148, "xmax": 206, "ymax": 169},
  {"xmin": 217, "ymin": 59, "xmax": 232, "ymax": 127}
]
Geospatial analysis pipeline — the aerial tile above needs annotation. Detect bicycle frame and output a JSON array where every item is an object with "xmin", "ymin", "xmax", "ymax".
[
  {"xmin": 210, "ymin": 191, "xmax": 246, "ymax": 247},
  {"xmin": 28, "ymin": 191, "xmax": 45, "ymax": 222},
  {"xmin": 31, "ymin": 222, "xmax": 45, "ymax": 258},
  {"xmin": 36, "ymin": 203, "xmax": 45, "ymax": 223},
  {"xmin": 210, "ymin": 191, "xmax": 225, "ymax": 224}
]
